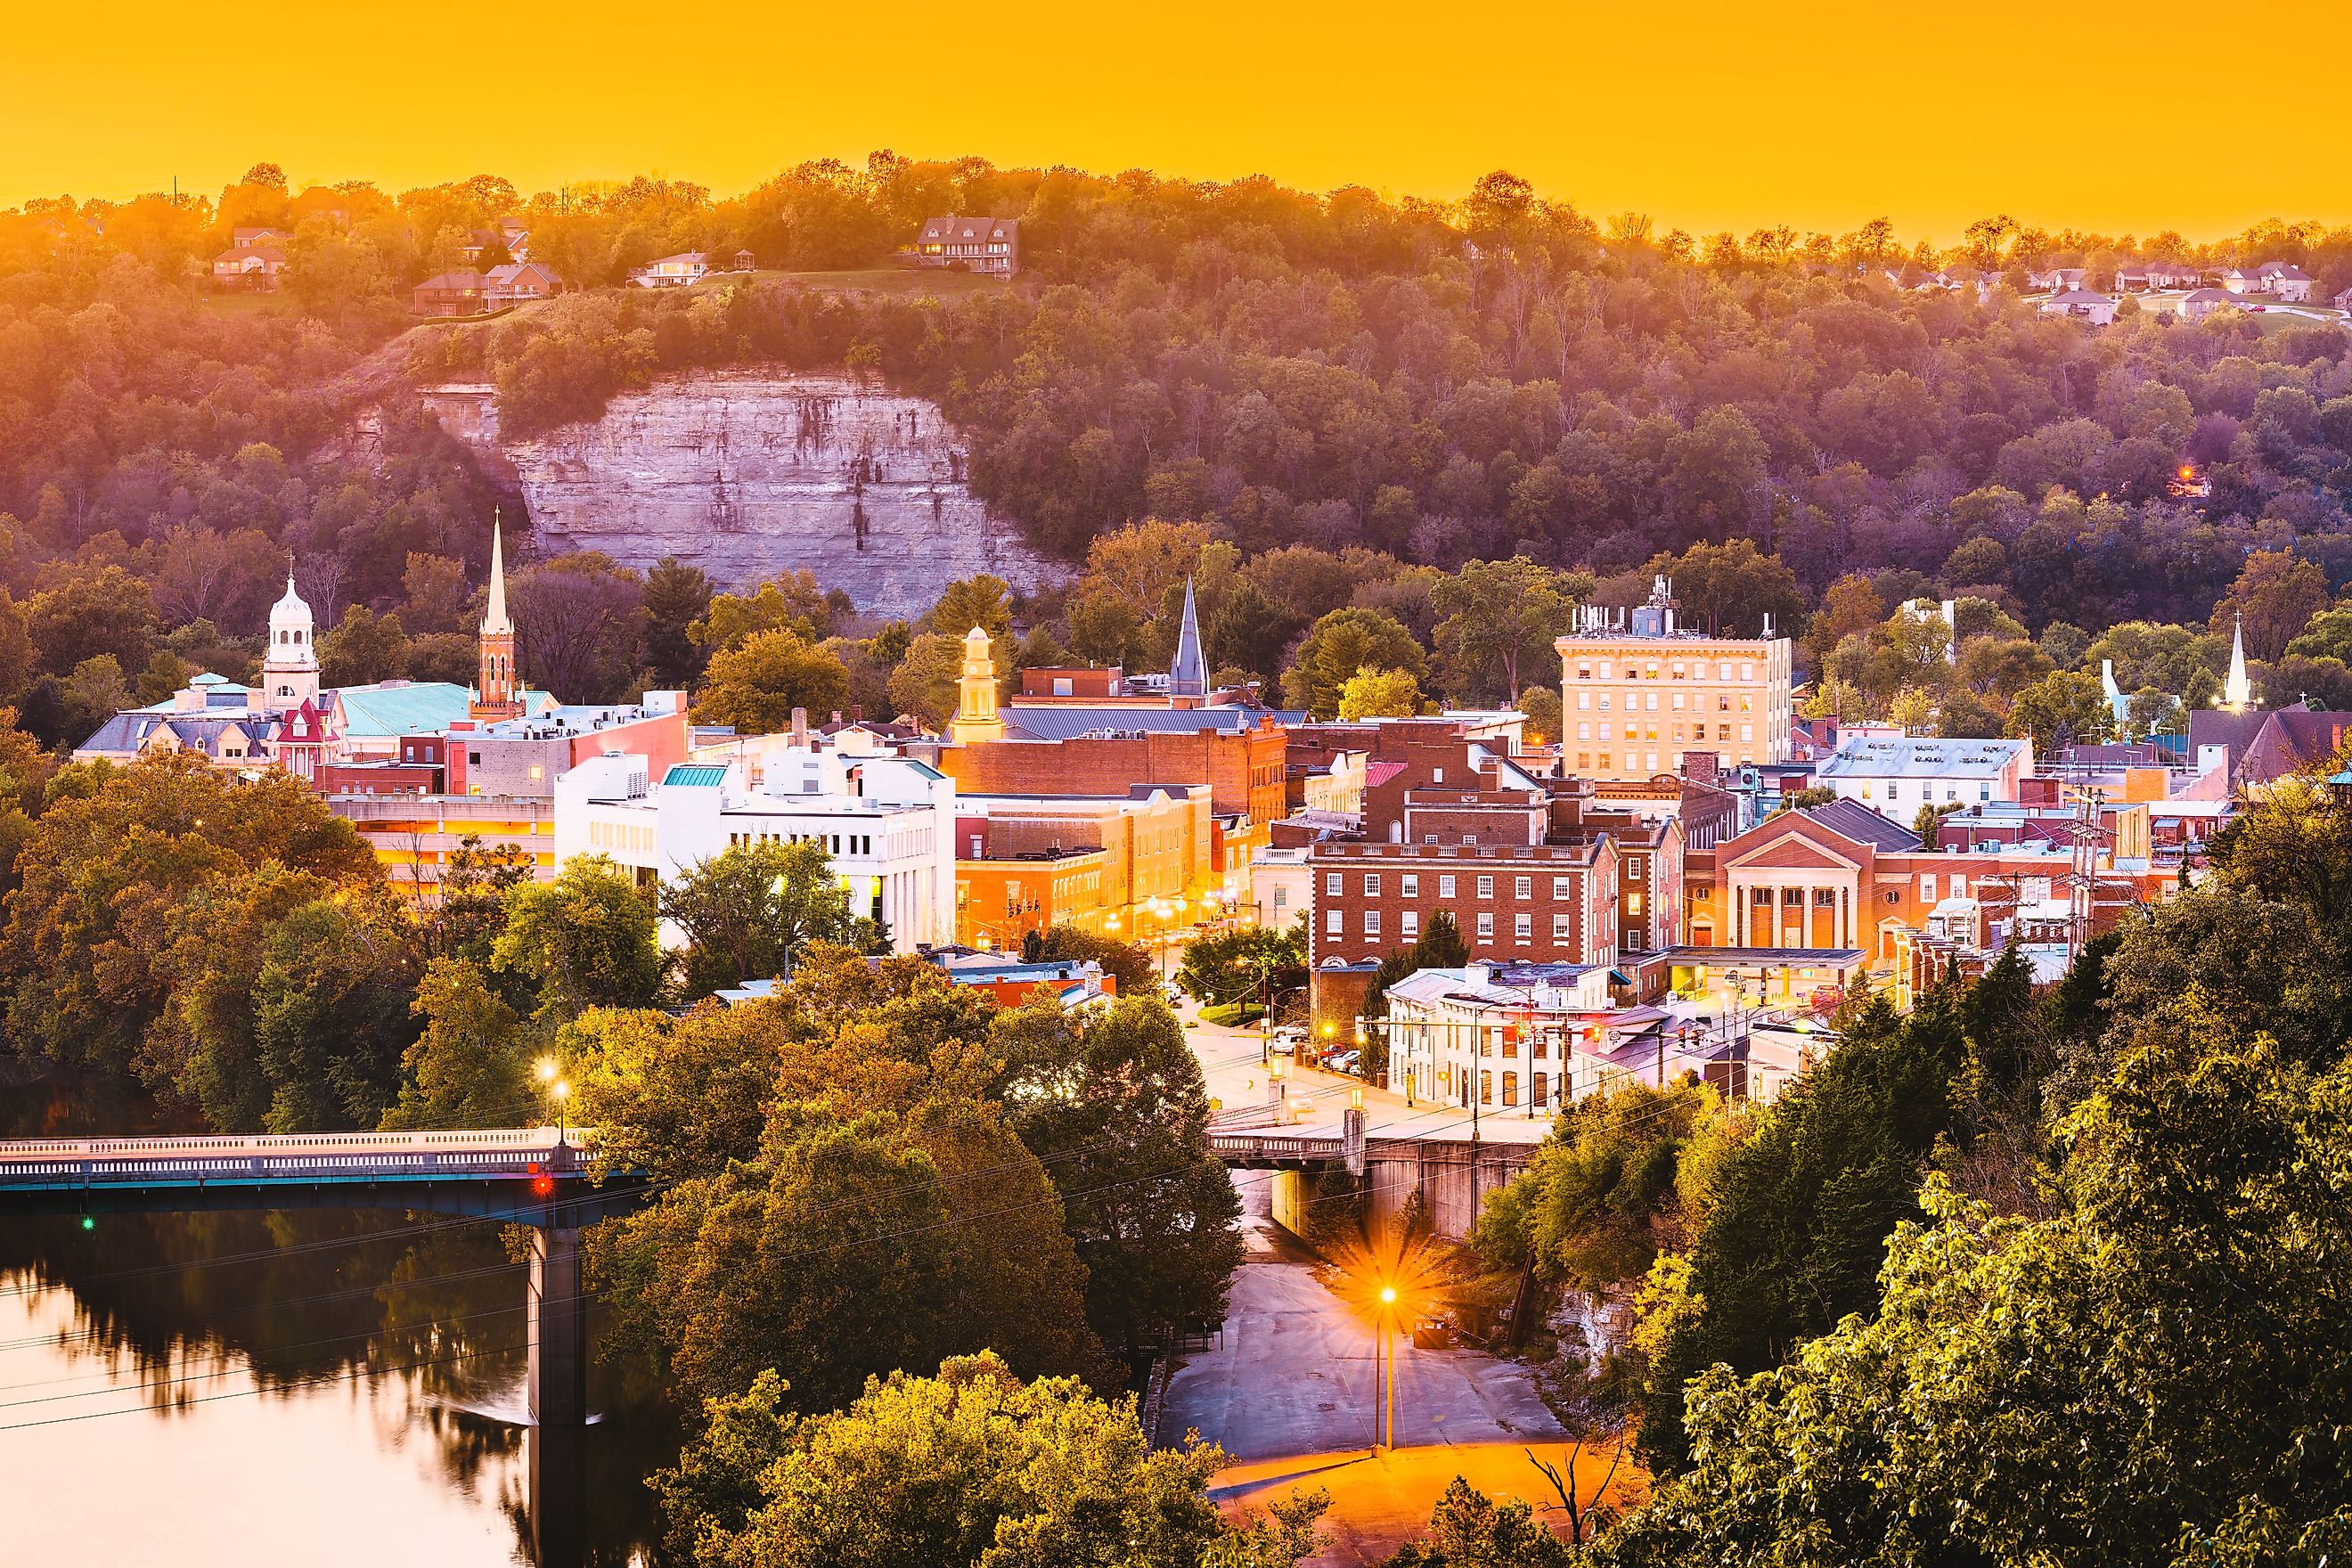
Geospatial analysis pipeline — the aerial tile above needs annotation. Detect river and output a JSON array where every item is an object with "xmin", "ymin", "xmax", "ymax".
[{"xmin": 0, "ymin": 1208, "xmax": 682, "ymax": 1565}]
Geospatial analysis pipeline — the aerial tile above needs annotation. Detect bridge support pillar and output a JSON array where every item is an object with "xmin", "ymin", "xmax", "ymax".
[{"xmin": 528, "ymin": 1225, "xmax": 588, "ymax": 1426}]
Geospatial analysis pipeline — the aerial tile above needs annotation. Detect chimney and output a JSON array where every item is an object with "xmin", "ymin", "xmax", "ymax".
[{"xmin": 791, "ymin": 707, "xmax": 808, "ymax": 746}]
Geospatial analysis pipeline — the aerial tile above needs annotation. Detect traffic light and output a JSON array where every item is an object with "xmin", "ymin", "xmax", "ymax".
[{"xmin": 79, "ymin": 1215, "xmax": 94, "ymax": 1231}]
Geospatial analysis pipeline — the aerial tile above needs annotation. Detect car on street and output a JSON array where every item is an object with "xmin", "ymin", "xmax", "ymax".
[{"xmin": 1328, "ymin": 1049, "xmax": 1360, "ymax": 1074}]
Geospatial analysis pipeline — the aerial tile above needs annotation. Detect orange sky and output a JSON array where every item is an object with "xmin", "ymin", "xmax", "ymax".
[{"xmin": 5, "ymin": 4, "xmax": 2347, "ymax": 241}]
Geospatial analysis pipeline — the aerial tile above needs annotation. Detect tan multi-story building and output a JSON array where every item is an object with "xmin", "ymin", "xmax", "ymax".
[{"xmin": 1555, "ymin": 576, "xmax": 1793, "ymax": 781}]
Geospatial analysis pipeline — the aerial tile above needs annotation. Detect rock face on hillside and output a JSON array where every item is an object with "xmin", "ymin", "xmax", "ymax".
[{"xmin": 425, "ymin": 370, "xmax": 1058, "ymax": 618}]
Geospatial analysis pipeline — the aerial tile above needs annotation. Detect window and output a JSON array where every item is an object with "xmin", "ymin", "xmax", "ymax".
[
  {"xmin": 1578, "ymin": 723, "xmax": 1591, "ymax": 740},
  {"xmin": 1364, "ymin": 873, "xmax": 1381, "ymax": 896},
  {"xmin": 1752, "ymin": 886, "xmax": 1774, "ymax": 905},
  {"xmin": 1552, "ymin": 912, "xmax": 1571, "ymax": 939},
  {"xmin": 1502, "ymin": 1072, "xmax": 1518, "ymax": 1107},
  {"xmin": 1577, "ymin": 663, "xmax": 1592, "ymax": 680},
  {"xmin": 1740, "ymin": 724, "xmax": 1754, "ymax": 742},
  {"xmin": 1548, "ymin": 875, "xmax": 1571, "ymax": 899},
  {"xmin": 1628, "ymin": 892, "xmax": 1645, "ymax": 916},
  {"xmin": 1326, "ymin": 871, "xmax": 1342, "ymax": 896},
  {"xmin": 1577, "ymin": 692, "xmax": 1591, "ymax": 710},
  {"xmin": 1275, "ymin": 887, "xmax": 1290, "ymax": 909},
  {"xmin": 1514, "ymin": 875, "xmax": 1532, "ymax": 899},
  {"xmin": 1815, "ymin": 887, "xmax": 1836, "ymax": 906},
  {"xmin": 1439, "ymin": 875, "xmax": 1457, "ymax": 898},
  {"xmin": 1476, "ymin": 912, "xmax": 1495, "ymax": 938},
  {"xmin": 1920, "ymin": 873, "xmax": 1937, "ymax": 900},
  {"xmin": 1740, "ymin": 663, "xmax": 1754, "ymax": 682},
  {"xmin": 1515, "ymin": 912, "xmax": 1532, "ymax": 940},
  {"xmin": 1477, "ymin": 875, "xmax": 1494, "ymax": 897},
  {"xmin": 1364, "ymin": 911, "xmax": 1382, "ymax": 935},
  {"xmin": 1628, "ymin": 859, "xmax": 1645, "ymax": 882},
  {"xmin": 1401, "ymin": 873, "xmax": 1419, "ymax": 897},
  {"xmin": 1887, "ymin": 781, "xmax": 1901, "ymax": 801},
  {"xmin": 1480, "ymin": 1069, "xmax": 1493, "ymax": 1106},
  {"xmin": 527, "ymin": 764, "xmax": 544, "ymax": 782},
  {"xmin": 1532, "ymin": 1071, "xmax": 1549, "ymax": 1107},
  {"xmin": 1327, "ymin": 910, "xmax": 1343, "ymax": 934},
  {"xmin": 1401, "ymin": 910, "xmax": 1419, "ymax": 938}
]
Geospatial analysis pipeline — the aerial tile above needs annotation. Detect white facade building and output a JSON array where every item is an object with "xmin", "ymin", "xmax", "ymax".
[
  {"xmin": 1375, "ymin": 961, "xmax": 1752, "ymax": 1111},
  {"xmin": 1813, "ymin": 733, "xmax": 2034, "ymax": 812},
  {"xmin": 555, "ymin": 748, "xmax": 955, "ymax": 953}
]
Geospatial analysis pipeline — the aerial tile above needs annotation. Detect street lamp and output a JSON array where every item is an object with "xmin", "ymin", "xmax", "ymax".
[
  {"xmin": 1376, "ymin": 1284, "xmax": 1400, "ymax": 1451},
  {"xmin": 537, "ymin": 1057, "xmax": 570, "ymax": 1145}
]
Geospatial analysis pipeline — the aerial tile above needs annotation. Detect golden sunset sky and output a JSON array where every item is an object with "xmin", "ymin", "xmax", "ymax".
[{"xmin": 5, "ymin": 3, "xmax": 2346, "ymax": 239}]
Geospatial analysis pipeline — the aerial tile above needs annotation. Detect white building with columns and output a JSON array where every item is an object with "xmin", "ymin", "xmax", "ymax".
[{"xmin": 553, "ymin": 747, "xmax": 955, "ymax": 953}]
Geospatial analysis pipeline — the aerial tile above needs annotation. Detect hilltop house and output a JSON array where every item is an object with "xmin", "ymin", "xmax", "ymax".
[
  {"xmin": 483, "ymin": 261, "xmax": 561, "ymax": 309},
  {"xmin": 629, "ymin": 252, "xmax": 709, "ymax": 288},
  {"xmin": 413, "ymin": 269, "xmax": 488, "ymax": 316},
  {"xmin": 211, "ymin": 242, "xmax": 286, "ymax": 291},
  {"xmin": 912, "ymin": 216, "xmax": 1020, "ymax": 278},
  {"xmin": 2252, "ymin": 261, "xmax": 2315, "ymax": 301}
]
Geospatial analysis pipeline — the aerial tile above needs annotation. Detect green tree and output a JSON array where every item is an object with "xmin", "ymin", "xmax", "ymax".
[
  {"xmin": 1601, "ymin": 1000, "xmax": 2352, "ymax": 1568},
  {"xmin": 884, "ymin": 632, "xmax": 968, "ymax": 729},
  {"xmin": 318, "ymin": 606, "xmax": 410, "ymax": 687},
  {"xmin": 3, "ymin": 757, "xmax": 377, "ymax": 1084},
  {"xmin": 660, "ymin": 837, "xmax": 871, "ymax": 1000},
  {"xmin": 1431, "ymin": 556, "xmax": 1580, "ymax": 703},
  {"xmin": 1336, "ymin": 665, "xmax": 1425, "ymax": 721},
  {"xmin": 2006, "ymin": 668, "xmax": 2116, "ymax": 753},
  {"xmin": 1283, "ymin": 608, "xmax": 1427, "ymax": 719},
  {"xmin": 1646, "ymin": 539, "xmax": 1802, "ymax": 637},
  {"xmin": 494, "ymin": 854, "xmax": 664, "ymax": 1018},
  {"xmin": 654, "ymin": 1353, "xmax": 1325, "ymax": 1568},
  {"xmin": 694, "ymin": 569, "xmax": 841, "ymax": 654},
  {"xmin": 643, "ymin": 556, "xmax": 715, "ymax": 688},
  {"xmin": 1000, "ymin": 996, "xmax": 1245, "ymax": 1352},
  {"xmin": 694, "ymin": 629, "xmax": 853, "ymax": 733},
  {"xmin": 1174, "ymin": 921, "xmax": 1306, "ymax": 1010},
  {"xmin": 1637, "ymin": 987, "xmax": 1966, "ymax": 1468},
  {"xmin": 380, "ymin": 957, "xmax": 529, "ymax": 1131},
  {"xmin": 928, "ymin": 574, "xmax": 1013, "ymax": 639},
  {"xmin": 2209, "ymin": 550, "xmax": 2330, "ymax": 663}
]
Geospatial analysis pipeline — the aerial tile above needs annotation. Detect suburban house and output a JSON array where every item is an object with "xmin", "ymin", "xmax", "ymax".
[
  {"xmin": 2253, "ymin": 261, "xmax": 2315, "ymax": 301},
  {"xmin": 483, "ymin": 260, "xmax": 561, "ymax": 308},
  {"xmin": 2115, "ymin": 261, "xmax": 2198, "ymax": 290},
  {"xmin": 2038, "ymin": 290, "xmax": 2119, "ymax": 324},
  {"xmin": 2178, "ymin": 287, "xmax": 2238, "ymax": 322},
  {"xmin": 629, "ymin": 252, "xmax": 709, "ymax": 288},
  {"xmin": 912, "ymin": 216, "xmax": 1021, "ymax": 278},
  {"xmin": 211, "ymin": 243, "xmax": 286, "ymax": 291},
  {"xmin": 412, "ymin": 269, "xmax": 489, "ymax": 316},
  {"xmin": 2028, "ymin": 266, "xmax": 2087, "ymax": 293}
]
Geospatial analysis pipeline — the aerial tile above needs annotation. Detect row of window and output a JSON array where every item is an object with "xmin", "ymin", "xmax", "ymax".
[
  {"xmin": 1580, "ymin": 722, "xmax": 1753, "ymax": 744},
  {"xmin": 1327, "ymin": 870, "xmax": 1586, "ymax": 899},
  {"xmin": 1577, "ymin": 751, "xmax": 1756, "ymax": 772},
  {"xmin": 1576, "ymin": 691, "xmax": 1755, "ymax": 713},
  {"xmin": 1853, "ymin": 781, "xmax": 1993, "ymax": 804},
  {"xmin": 727, "ymin": 829, "xmax": 874, "ymax": 854},
  {"xmin": 1434, "ymin": 1065, "xmax": 1549, "ymax": 1108},
  {"xmin": 1328, "ymin": 909, "xmax": 1572, "ymax": 942},
  {"xmin": 1742, "ymin": 872, "xmax": 1976, "ymax": 906},
  {"xmin": 1573, "ymin": 659, "xmax": 1762, "ymax": 682}
]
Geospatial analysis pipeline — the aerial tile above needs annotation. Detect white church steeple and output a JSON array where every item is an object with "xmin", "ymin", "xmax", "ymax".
[{"xmin": 2224, "ymin": 615, "xmax": 2253, "ymax": 714}]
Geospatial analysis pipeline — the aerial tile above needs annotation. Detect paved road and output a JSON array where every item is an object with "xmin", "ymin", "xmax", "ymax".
[{"xmin": 1157, "ymin": 1174, "xmax": 1564, "ymax": 1460}]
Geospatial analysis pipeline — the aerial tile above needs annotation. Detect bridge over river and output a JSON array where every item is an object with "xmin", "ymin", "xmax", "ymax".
[{"xmin": 0, "ymin": 1129, "xmax": 647, "ymax": 1425}]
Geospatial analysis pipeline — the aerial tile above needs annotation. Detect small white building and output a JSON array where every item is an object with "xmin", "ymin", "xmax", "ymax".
[
  {"xmin": 1813, "ymin": 733, "xmax": 2034, "ymax": 812},
  {"xmin": 1248, "ymin": 845, "xmax": 1312, "ymax": 931},
  {"xmin": 1377, "ymin": 960, "xmax": 1739, "ymax": 1112},
  {"xmin": 2038, "ymin": 289, "xmax": 2119, "ymax": 325},
  {"xmin": 629, "ymin": 252, "xmax": 709, "ymax": 288},
  {"xmin": 555, "ymin": 748, "xmax": 955, "ymax": 952}
]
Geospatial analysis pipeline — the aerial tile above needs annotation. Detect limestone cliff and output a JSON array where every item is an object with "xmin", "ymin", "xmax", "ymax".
[{"xmin": 423, "ymin": 370, "xmax": 1059, "ymax": 619}]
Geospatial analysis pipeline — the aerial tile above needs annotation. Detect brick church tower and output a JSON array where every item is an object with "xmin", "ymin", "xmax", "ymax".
[{"xmin": 470, "ymin": 516, "xmax": 523, "ymax": 722}]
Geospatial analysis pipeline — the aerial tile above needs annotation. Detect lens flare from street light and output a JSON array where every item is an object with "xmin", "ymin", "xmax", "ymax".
[
  {"xmin": 1379, "ymin": 1286, "xmax": 1398, "ymax": 1304},
  {"xmin": 536, "ymin": 1057, "xmax": 559, "ymax": 1082}
]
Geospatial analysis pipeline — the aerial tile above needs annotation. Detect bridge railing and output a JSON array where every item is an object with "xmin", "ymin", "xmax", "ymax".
[{"xmin": 0, "ymin": 1127, "xmax": 589, "ymax": 1162}]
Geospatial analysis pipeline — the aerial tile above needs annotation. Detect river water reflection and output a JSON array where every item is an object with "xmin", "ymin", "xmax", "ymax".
[{"xmin": 0, "ymin": 1209, "xmax": 679, "ymax": 1565}]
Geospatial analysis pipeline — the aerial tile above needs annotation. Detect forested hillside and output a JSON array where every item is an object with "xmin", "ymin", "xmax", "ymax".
[{"xmin": 2, "ymin": 157, "xmax": 2351, "ymax": 738}]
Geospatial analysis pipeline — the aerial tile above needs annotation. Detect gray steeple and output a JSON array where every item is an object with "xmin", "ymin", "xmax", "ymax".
[{"xmin": 1169, "ymin": 576, "xmax": 1208, "ymax": 697}]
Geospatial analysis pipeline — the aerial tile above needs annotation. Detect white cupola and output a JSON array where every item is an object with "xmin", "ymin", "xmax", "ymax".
[{"xmin": 262, "ymin": 567, "xmax": 320, "ymax": 712}]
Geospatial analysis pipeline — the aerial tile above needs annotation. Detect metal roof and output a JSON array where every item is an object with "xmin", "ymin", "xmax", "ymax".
[
  {"xmin": 1000, "ymin": 706, "xmax": 1301, "ymax": 742},
  {"xmin": 662, "ymin": 764, "xmax": 730, "ymax": 788}
]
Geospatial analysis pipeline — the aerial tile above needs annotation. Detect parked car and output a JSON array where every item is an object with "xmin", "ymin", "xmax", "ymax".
[
  {"xmin": 1272, "ymin": 1025, "xmax": 1305, "ymax": 1048},
  {"xmin": 1328, "ymin": 1049, "xmax": 1360, "ymax": 1074},
  {"xmin": 1410, "ymin": 1318, "xmax": 1454, "ymax": 1349}
]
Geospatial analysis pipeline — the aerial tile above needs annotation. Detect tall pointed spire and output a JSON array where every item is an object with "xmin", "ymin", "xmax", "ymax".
[
  {"xmin": 470, "ymin": 511, "xmax": 523, "ymax": 722},
  {"xmin": 483, "ymin": 511, "xmax": 513, "ymax": 637},
  {"xmin": 1168, "ymin": 576, "xmax": 1207, "ymax": 698},
  {"xmin": 2224, "ymin": 614, "xmax": 2253, "ymax": 713}
]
